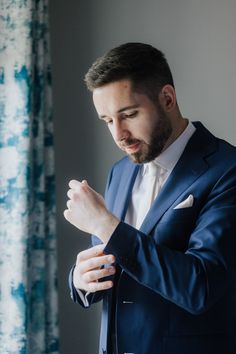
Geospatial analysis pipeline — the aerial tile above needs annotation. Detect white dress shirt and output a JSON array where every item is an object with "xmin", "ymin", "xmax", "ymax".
[{"xmin": 125, "ymin": 120, "xmax": 196, "ymax": 228}]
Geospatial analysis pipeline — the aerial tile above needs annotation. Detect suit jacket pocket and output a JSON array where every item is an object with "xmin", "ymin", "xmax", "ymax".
[
  {"xmin": 153, "ymin": 212, "xmax": 196, "ymax": 251},
  {"xmin": 159, "ymin": 206, "xmax": 199, "ymax": 224}
]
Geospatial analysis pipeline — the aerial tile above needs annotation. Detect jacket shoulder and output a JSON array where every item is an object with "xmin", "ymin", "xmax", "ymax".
[
  {"xmin": 193, "ymin": 121, "xmax": 236, "ymax": 168},
  {"xmin": 113, "ymin": 155, "xmax": 132, "ymax": 168},
  {"xmin": 110, "ymin": 156, "xmax": 135, "ymax": 175}
]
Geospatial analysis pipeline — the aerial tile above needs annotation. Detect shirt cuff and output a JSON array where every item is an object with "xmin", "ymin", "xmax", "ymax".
[{"xmin": 75, "ymin": 288, "xmax": 90, "ymax": 308}]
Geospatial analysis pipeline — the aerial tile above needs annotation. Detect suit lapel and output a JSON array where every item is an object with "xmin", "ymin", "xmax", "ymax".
[
  {"xmin": 112, "ymin": 162, "xmax": 140, "ymax": 220},
  {"xmin": 140, "ymin": 122, "xmax": 218, "ymax": 234}
]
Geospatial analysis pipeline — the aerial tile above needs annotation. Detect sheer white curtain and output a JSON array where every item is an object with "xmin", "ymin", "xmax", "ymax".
[{"xmin": 0, "ymin": 1, "xmax": 59, "ymax": 352}]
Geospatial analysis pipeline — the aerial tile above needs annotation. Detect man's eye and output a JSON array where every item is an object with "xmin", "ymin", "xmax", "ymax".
[
  {"xmin": 126, "ymin": 111, "xmax": 137, "ymax": 118},
  {"xmin": 105, "ymin": 120, "xmax": 113, "ymax": 125}
]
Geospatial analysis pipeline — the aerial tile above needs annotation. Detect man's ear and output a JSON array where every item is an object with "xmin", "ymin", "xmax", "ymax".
[{"xmin": 158, "ymin": 85, "xmax": 176, "ymax": 112}]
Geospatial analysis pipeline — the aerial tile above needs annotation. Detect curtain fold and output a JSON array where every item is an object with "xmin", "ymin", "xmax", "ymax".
[{"xmin": 0, "ymin": 1, "xmax": 59, "ymax": 353}]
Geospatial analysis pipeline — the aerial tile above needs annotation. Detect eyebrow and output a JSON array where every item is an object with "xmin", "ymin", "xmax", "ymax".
[{"xmin": 99, "ymin": 104, "xmax": 140, "ymax": 119}]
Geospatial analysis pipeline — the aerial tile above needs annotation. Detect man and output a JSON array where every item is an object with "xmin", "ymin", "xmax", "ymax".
[{"xmin": 64, "ymin": 43, "xmax": 236, "ymax": 354}]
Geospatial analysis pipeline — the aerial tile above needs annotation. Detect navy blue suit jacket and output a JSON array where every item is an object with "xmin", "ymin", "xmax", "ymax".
[{"xmin": 70, "ymin": 122, "xmax": 236, "ymax": 354}]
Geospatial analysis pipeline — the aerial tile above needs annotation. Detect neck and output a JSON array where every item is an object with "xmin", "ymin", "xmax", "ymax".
[{"xmin": 164, "ymin": 117, "xmax": 188, "ymax": 151}]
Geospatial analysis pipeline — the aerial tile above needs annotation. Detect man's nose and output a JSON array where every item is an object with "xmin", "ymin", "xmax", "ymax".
[{"xmin": 112, "ymin": 120, "xmax": 129, "ymax": 142}]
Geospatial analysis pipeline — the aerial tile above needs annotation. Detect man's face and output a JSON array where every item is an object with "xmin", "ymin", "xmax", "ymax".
[{"xmin": 92, "ymin": 79, "xmax": 172, "ymax": 163}]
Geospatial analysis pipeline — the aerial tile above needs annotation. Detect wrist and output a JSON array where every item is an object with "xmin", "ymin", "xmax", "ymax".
[{"xmin": 95, "ymin": 213, "xmax": 120, "ymax": 244}]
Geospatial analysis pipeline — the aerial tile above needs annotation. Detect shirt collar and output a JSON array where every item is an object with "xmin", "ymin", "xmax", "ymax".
[{"xmin": 142, "ymin": 120, "xmax": 196, "ymax": 176}]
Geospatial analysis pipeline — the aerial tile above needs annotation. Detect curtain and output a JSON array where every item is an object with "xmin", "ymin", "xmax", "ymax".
[{"xmin": 0, "ymin": 1, "xmax": 59, "ymax": 353}]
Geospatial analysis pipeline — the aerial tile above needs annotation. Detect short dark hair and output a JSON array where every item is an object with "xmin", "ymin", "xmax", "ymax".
[{"xmin": 84, "ymin": 42, "xmax": 174, "ymax": 99}]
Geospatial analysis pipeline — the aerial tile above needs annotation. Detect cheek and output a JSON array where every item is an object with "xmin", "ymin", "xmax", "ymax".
[{"xmin": 136, "ymin": 124, "xmax": 153, "ymax": 142}]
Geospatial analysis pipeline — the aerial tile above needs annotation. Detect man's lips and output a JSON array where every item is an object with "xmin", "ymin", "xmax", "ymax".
[{"xmin": 124, "ymin": 142, "xmax": 141, "ymax": 153}]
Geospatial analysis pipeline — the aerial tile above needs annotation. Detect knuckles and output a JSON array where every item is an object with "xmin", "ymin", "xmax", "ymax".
[
  {"xmin": 67, "ymin": 183, "xmax": 91, "ymax": 201},
  {"xmin": 67, "ymin": 189, "xmax": 80, "ymax": 201},
  {"xmin": 86, "ymin": 272, "xmax": 94, "ymax": 282},
  {"xmin": 74, "ymin": 249, "xmax": 114, "ymax": 292},
  {"xmin": 88, "ymin": 282, "xmax": 97, "ymax": 293}
]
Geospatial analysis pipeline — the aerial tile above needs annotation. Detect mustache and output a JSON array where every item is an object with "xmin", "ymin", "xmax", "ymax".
[{"xmin": 120, "ymin": 138, "xmax": 141, "ymax": 148}]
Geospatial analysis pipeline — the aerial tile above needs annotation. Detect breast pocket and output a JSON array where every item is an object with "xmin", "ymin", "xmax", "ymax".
[
  {"xmin": 153, "ymin": 208, "xmax": 198, "ymax": 251},
  {"xmin": 159, "ymin": 205, "xmax": 198, "ymax": 224}
]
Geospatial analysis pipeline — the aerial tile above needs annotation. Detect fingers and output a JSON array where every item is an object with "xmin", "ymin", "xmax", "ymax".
[
  {"xmin": 67, "ymin": 180, "xmax": 89, "ymax": 200},
  {"xmin": 77, "ymin": 244, "xmax": 106, "ymax": 261},
  {"xmin": 83, "ymin": 266, "xmax": 116, "ymax": 283},
  {"xmin": 77, "ymin": 245, "xmax": 115, "ymax": 272},
  {"xmin": 77, "ymin": 244, "xmax": 115, "ymax": 264},
  {"xmin": 79, "ymin": 254, "xmax": 115, "ymax": 273},
  {"xmin": 73, "ymin": 244, "xmax": 116, "ymax": 293},
  {"xmin": 69, "ymin": 179, "xmax": 81, "ymax": 189},
  {"xmin": 74, "ymin": 265, "xmax": 116, "ymax": 293},
  {"xmin": 68, "ymin": 179, "xmax": 89, "ymax": 191},
  {"xmin": 67, "ymin": 188, "xmax": 78, "ymax": 200},
  {"xmin": 67, "ymin": 200, "xmax": 72, "ymax": 209},
  {"xmin": 85, "ymin": 279, "xmax": 114, "ymax": 293},
  {"xmin": 64, "ymin": 209, "xmax": 69, "ymax": 220}
]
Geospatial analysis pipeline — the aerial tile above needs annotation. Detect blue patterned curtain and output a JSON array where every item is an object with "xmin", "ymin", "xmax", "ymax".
[{"xmin": 0, "ymin": 1, "xmax": 59, "ymax": 353}]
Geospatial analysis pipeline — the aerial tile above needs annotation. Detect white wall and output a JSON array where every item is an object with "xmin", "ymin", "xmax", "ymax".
[{"xmin": 49, "ymin": 1, "xmax": 236, "ymax": 353}]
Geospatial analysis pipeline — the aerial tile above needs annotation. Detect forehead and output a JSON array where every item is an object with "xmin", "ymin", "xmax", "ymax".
[
  {"xmin": 93, "ymin": 80, "xmax": 134, "ymax": 102},
  {"xmin": 92, "ymin": 79, "xmax": 151, "ymax": 115}
]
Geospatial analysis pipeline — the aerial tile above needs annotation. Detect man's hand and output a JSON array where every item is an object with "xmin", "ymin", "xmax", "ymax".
[
  {"xmin": 64, "ymin": 179, "xmax": 119, "ymax": 243},
  {"xmin": 73, "ymin": 244, "xmax": 116, "ymax": 293}
]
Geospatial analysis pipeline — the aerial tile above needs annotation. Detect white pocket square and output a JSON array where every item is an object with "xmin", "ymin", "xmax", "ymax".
[{"xmin": 174, "ymin": 194, "xmax": 194, "ymax": 209}]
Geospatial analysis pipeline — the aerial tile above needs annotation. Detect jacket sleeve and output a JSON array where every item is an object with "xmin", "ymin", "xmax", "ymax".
[{"xmin": 103, "ymin": 165, "xmax": 236, "ymax": 315}]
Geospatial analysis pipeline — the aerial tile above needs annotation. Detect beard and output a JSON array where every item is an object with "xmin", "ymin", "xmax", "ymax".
[{"xmin": 122, "ymin": 105, "xmax": 172, "ymax": 164}]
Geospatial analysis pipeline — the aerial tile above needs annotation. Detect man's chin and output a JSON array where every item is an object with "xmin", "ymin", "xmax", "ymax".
[
  {"xmin": 128, "ymin": 152, "xmax": 148, "ymax": 164},
  {"xmin": 122, "ymin": 144, "xmax": 157, "ymax": 164},
  {"xmin": 127, "ymin": 148, "xmax": 163, "ymax": 164}
]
